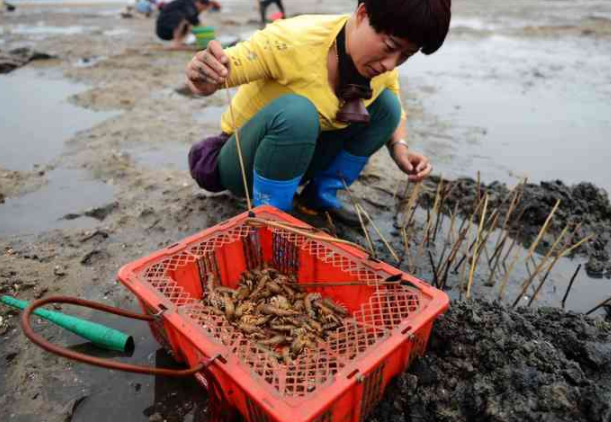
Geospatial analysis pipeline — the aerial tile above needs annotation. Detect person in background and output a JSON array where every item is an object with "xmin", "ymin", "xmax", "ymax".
[
  {"xmin": 156, "ymin": 0, "xmax": 218, "ymax": 49},
  {"xmin": 1, "ymin": 0, "xmax": 17, "ymax": 12},
  {"xmin": 258, "ymin": 0, "xmax": 285, "ymax": 26},
  {"xmin": 186, "ymin": 0, "xmax": 449, "ymax": 225},
  {"xmin": 136, "ymin": 0, "xmax": 158, "ymax": 17}
]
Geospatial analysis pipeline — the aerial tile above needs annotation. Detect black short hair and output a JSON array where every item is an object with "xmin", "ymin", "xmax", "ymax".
[{"xmin": 360, "ymin": 0, "xmax": 451, "ymax": 55}]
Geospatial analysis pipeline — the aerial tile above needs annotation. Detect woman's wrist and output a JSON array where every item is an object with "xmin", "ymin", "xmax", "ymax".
[{"xmin": 387, "ymin": 138, "xmax": 409, "ymax": 156}]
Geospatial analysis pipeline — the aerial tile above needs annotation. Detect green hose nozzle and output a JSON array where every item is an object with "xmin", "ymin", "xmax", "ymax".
[{"xmin": 1, "ymin": 295, "xmax": 134, "ymax": 352}]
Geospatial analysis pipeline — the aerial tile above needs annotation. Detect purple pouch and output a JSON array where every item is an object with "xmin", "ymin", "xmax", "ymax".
[{"xmin": 188, "ymin": 132, "xmax": 230, "ymax": 193}]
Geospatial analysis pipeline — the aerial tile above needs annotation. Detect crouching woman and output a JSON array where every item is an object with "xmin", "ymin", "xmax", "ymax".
[{"xmin": 186, "ymin": 0, "xmax": 451, "ymax": 225}]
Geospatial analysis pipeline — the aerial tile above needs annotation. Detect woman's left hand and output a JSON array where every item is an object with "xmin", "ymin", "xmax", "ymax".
[{"xmin": 391, "ymin": 143, "xmax": 432, "ymax": 182}]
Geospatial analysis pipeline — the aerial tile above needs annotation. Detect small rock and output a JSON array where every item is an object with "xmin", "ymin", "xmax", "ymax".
[
  {"xmin": 35, "ymin": 287, "xmax": 49, "ymax": 299},
  {"xmin": 54, "ymin": 265, "xmax": 66, "ymax": 277},
  {"xmin": 83, "ymin": 202, "xmax": 118, "ymax": 221}
]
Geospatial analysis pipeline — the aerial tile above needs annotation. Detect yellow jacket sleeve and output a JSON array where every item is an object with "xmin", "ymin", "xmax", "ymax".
[{"xmin": 224, "ymin": 28, "xmax": 287, "ymax": 88}]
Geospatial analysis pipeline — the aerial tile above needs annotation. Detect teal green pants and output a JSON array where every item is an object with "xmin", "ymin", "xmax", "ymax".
[{"xmin": 218, "ymin": 89, "xmax": 402, "ymax": 197}]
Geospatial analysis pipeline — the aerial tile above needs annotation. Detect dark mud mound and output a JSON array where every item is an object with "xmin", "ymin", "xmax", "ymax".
[
  {"xmin": 369, "ymin": 301, "xmax": 611, "ymax": 422},
  {"xmin": 420, "ymin": 177, "xmax": 611, "ymax": 277}
]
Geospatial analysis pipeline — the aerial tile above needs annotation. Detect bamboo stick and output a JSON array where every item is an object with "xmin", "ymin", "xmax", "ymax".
[
  {"xmin": 452, "ymin": 196, "xmax": 487, "ymax": 272},
  {"xmin": 325, "ymin": 211, "xmax": 337, "ymax": 238},
  {"xmin": 448, "ymin": 201, "xmax": 459, "ymax": 244},
  {"xmin": 356, "ymin": 204, "xmax": 401, "ymax": 263},
  {"xmin": 437, "ymin": 213, "xmax": 469, "ymax": 280},
  {"xmin": 440, "ymin": 222, "xmax": 471, "ymax": 289},
  {"xmin": 466, "ymin": 194, "xmax": 489, "ymax": 299},
  {"xmin": 402, "ymin": 182, "xmax": 422, "ymax": 228},
  {"xmin": 497, "ymin": 237, "xmax": 521, "ymax": 302},
  {"xmin": 428, "ymin": 250, "xmax": 439, "ymax": 287},
  {"xmin": 402, "ymin": 183, "xmax": 422, "ymax": 255},
  {"xmin": 488, "ymin": 229, "xmax": 509, "ymax": 266},
  {"xmin": 485, "ymin": 235, "xmax": 508, "ymax": 287},
  {"xmin": 224, "ymin": 81, "xmax": 252, "ymax": 210},
  {"xmin": 476, "ymin": 171, "xmax": 481, "ymax": 209},
  {"xmin": 433, "ymin": 182, "xmax": 456, "ymax": 243},
  {"xmin": 511, "ymin": 225, "xmax": 572, "ymax": 307},
  {"xmin": 523, "ymin": 199, "xmax": 561, "ymax": 264},
  {"xmin": 340, "ymin": 178, "xmax": 376, "ymax": 257},
  {"xmin": 423, "ymin": 178, "xmax": 443, "ymax": 249},
  {"xmin": 393, "ymin": 178, "xmax": 403, "ymax": 203}
]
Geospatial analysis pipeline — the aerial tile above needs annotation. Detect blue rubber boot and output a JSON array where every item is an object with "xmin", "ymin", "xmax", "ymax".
[
  {"xmin": 299, "ymin": 150, "xmax": 368, "ymax": 226},
  {"xmin": 253, "ymin": 171, "xmax": 302, "ymax": 212}
]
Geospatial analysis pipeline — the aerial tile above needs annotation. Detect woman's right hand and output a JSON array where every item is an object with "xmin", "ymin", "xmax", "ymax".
[{"xmin": 186, "ymin": 40, "xmax": 230, "ymax": 96}]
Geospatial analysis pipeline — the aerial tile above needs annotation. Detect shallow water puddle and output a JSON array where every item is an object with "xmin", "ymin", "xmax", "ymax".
[
  {"xmin": 7, "ymin": 23, "xmax": 96, "ymax": 36},
  {"xmin": 402, "ymin": 35, "xmax": 611, "ymax": 193},
  {"xmin": 41, "ymin": 297, "xmax": 208, "ymax": 422},
  {"xmin": 0, "ymin": 67, "xmax": 118, "ymax": 171},
  {"xmin": 0, "ymin": 168, "xmax": 114, "ymax": 236}
]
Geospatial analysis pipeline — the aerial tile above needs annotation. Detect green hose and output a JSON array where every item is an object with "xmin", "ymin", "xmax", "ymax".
[{"xmin": 1, "ymin": 295, "xmax": 134, "ymax": 352}]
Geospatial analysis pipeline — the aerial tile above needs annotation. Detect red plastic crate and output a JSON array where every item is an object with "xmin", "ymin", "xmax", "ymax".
[{"xmin": 117, "ymin": 205, "xmax": 449, "ymax": 422}]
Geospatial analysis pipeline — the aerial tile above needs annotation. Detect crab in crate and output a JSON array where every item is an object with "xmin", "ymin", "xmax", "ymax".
[{"xmin": 202, "ymin": 265, "xmax": 348, "ymax": 363}]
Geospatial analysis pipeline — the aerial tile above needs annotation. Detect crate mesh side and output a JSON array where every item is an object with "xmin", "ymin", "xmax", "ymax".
[
  {"xmin": 147, "ymin": 276, "xmax": 196, "ymax": 307},
  {"xmin": 269, "ymin": 228, "xmax": 383, "ymax": 285},
  {"xmin": 137, "ymin": 222, "xmax": 426, "ymax": 402},
  {"xmin": 352, "ymin": 285, "xmax": 421, "ymax": 331},
  {"xmin": 359, "ymin": 363, "xmax": 385, "ymax": 422}
]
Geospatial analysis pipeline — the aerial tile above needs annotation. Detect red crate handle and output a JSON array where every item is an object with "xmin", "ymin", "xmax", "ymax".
[{"xmin": 20, "ymin": 295, "xmax": 211, "ymax": 377}]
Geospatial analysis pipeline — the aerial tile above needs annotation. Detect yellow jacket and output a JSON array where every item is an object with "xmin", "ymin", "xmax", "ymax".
[{"xmin": 221, "ymin": 14, "xmax": 404, "ymax": 135}]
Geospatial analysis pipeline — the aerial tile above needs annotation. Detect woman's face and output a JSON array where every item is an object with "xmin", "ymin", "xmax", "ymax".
[{"xmin": 349, "ymin": 5, "xmax": 420, "ymax": 78}]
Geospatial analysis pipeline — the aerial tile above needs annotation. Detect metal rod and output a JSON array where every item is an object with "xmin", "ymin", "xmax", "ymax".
[
  {"xmin": 585, "ymin": 295, "xmax": 611, "ymax": 315},
  {"xmin": 561, "ymin": 264, "xmax": 581, "ymax": 309}
]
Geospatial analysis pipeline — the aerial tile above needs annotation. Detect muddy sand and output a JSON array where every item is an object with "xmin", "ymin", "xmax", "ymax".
[{"xmin": 1, "ymin": 1, "xmax": 611, "ymax": 421}]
